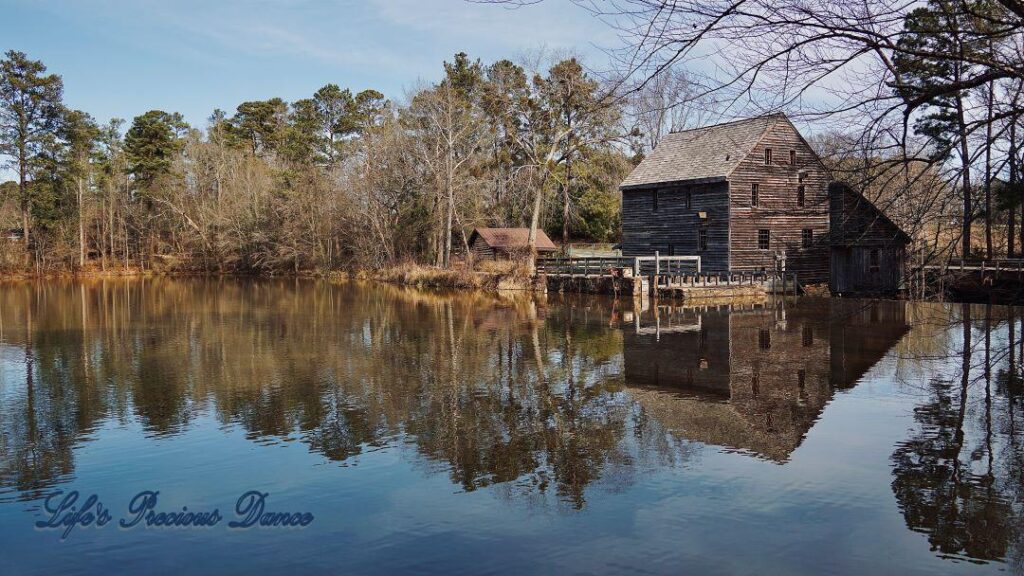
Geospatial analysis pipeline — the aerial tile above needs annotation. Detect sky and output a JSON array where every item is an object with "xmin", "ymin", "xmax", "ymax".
[{"xmin": 1, "ymin": 0, "xmax": 616, "ymax": 128}]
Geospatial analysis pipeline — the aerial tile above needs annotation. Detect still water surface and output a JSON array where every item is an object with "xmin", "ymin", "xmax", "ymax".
[{"xmin": 0, "ymin": 279, "xmax": 1021, "ymax": 575}]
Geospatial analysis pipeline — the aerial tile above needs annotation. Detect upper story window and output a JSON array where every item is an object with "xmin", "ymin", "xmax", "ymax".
[
  {"xmin": 797, "ymin": 185, "xmax": 806, "ymax": 207},
  {"xmin": 698, "ymin": 228, "xmax": 708, "ymax": 251},
  {"xmin": 790, "ymin": 150, "xmax": 796, "ymax": 165},
  {"xmin": 758, "ymin": 229, "xmax": 770, "ymax": 250},
  {"xmin": 764, "ymin": 148, "xmax": 772, "ymax": 165},
  {"xmin": 751, "ymin": 183, "xmax": 759, "ymax": 207},
  {"xmin": 652, "ymin": 189, "xmax": 659, "ymax": 212},
  {"xmin": 802, "ymin": 228, "xmax": 813, "ymax": 247},
  {"xmin": 869, "ymin": 249, "xmax": 880, "ymax": 271},
  {"xmin": 685, "ymin": 191, "xmax": 692, "ymax": 209}
]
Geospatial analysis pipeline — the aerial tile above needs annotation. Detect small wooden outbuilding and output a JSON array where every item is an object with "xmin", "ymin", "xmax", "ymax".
[
  {"xmin": 828, "ymin": 182, "xmax": 911, "ymax": 296},
  {"xmin": 468, "ymin": 228, "xmax": 558, "ymax": 260}
]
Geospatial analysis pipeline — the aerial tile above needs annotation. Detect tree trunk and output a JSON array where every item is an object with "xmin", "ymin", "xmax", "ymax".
[
  {"xmin": 78, "ymin": 177, "xmax": 86, "ymax": 268},
  {"xmin": 984, "ymin": 80, "xmax": 993, "ymax": 260},
  {"xmin": 527, "ymin": 173, "xmax": 548, "ymax": 275},
  {"xmin": 956, "ymin": 94, "xmax": 972, "ymax": 259},
  {"xmin": 1011, "ymin": 118, "xmax": 1018, "ymax": 258},
  {"xmin": 19, "ymin": 148, "xmax": 30, "ymax": 250},
  {"xmin": 562, "ymin": 112, "xmax": 572, "ymax": 253},
  {"xmin": 444, "ymin": 156, "xmax": 454, "ymax": 269}
]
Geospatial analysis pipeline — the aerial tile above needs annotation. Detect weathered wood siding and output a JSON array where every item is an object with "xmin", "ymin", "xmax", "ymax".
[
  {"xmin": 829, "ymin": 246, "xmax": 904, "ymax": 295},
  {"xmin": 829, "ymin": 182, "xmax": 909, "ymax": 295},
  {"xmin": 621, "ymin": 181, "xmax": 731, "ymax": 273},
  {"xmin": 469, "ymin": 237, "xmax": 496, "ymax": 260},
  {"xmin": 727, "ymin": 121, "xmax": 830, "ymax": 283}
]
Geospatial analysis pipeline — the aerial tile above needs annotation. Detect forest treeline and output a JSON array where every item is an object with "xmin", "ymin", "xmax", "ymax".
[
  {"xmin": 0, "ymin": 51, "xmax": 636, "ymax": 274},
  {"xmin": 2, "ymin": 0, "xmax": 1024, "ymax": 275}
]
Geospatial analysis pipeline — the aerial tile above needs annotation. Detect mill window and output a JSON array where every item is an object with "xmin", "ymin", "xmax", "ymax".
[
  {"xmin": 869, "ymin": 249, "xmax": 880, "ymax": 272},
  {"xmin": 698, "ymin": 228, "xmax": 708, "ymax": 251},
  {"xmin": 790, "ymin": 149, "xmax": 796, "ymax": 165},
  {"xmin": 652, "ymin": 189, "xmax": 659, "ymax": 212},
  {"xmin": 758, "ymin": 229, "xmax": 770, "ymax": 250},
  {"xmin": 764, "ymin": 148, "xmax": 772, "ymax": 165},
  {"xmin": 802, "ymin": 228, "xmax": 813, "ymax": 248},
  {"xmin": 797, "ymin": 185, "xmax": 806, "ymax": 207},
  {"xmin": 751, "ymin": 183, "xmax": 759, "ymax": 207}
]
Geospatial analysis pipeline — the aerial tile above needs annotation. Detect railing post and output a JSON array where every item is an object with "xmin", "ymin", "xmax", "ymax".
[
  {"xmin": 634, "ymin": 257, "xmax": 640, "ymax": 277},
  {"xmin": 655, "ymin": 251, "xmax": 660, "ymax": 276}
]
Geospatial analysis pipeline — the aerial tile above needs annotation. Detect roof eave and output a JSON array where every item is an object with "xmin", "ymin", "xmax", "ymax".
[{"xmin": 620, "ymin": 176, "xmax": 727, "ymax": 191}]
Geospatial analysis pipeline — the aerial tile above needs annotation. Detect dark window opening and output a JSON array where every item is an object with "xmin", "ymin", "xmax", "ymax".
[
  {"xmin": 758, "ymin": 229, "xmax": 770, "ymax": 250},
  {"xmin": 652, "ymin": 189, "xmax": 659, "ymax": 212},
  {"xmin": 751, "ymin": 183, "xmax": 759, "ymax": 207},
  {"xmin": 752, "ymin": 373, "xmax": 760, "ymax": 397},
  {"xmin": 759, "ymin": 329, "xmax": 771, "ymax": 350},
  {"xmin": 685, "ymin": 191, "xmax": 691, "ymax": 209},
  {"xmin": 790, "ymin": 149, "xmax": 796, "ymax": 165},
  {"xmin": 802, "ymin": 228, "xmax": 813, "ymax": 248},
  {"xmin": 764, "ymin": 148, "xmax": 772, "ymax": 165},
  {"xmin": 797, "ymin": 185, "xmax": 805, "ymax": 207},
  {"xmin": 802, "ymin": 325, "xmax": 813, "ymax": 347},
  {"xmin": 869, "ymin": 249, "xmax": 880, "ymax": 272},
  {"xmin": 698, "ymin": 228, "xmax": 708, "ymax": 251}
]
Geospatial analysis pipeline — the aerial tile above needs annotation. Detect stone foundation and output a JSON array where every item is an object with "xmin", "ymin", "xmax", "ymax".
[{"xmin": 544, "ymin": 274, "xmax": 646, "ymax": 297}]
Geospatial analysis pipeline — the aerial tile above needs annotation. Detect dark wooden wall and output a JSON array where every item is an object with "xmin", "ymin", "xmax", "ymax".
[
  {"xmin": 621, "ymin": 181, "xmax": 731, "ymax": 273},
  {"xmin": 727, "ymin": 121, "xmax": 830, "ymax": 283},
  {"xmin": 829, "ymin": 183, "xmax": 909, "ymax": 295},
  {"xmin": 470, "ymin": 238, "xmax": 500, "ymax": 260},
  {"xmin": 830, "ymin": 247, "xmax": 903, "ymax": 294}
]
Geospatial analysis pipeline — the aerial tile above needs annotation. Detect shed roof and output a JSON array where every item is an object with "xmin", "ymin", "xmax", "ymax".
[
  {"xmin": 620, "ymin": 113, "xmax": 789, "ymax": 190},
  {"xmin": 830, "ymin": 183, "xmax": 913, "ymax": 246},
  {"xmin": 470, "ymin": 228, "xmax": 557, "ymax": 251}
]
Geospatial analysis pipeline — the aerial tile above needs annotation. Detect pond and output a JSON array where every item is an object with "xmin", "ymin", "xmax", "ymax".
[{"xmin": 0, "ymin": 279, "xmax": 1021, "ymax": 575}]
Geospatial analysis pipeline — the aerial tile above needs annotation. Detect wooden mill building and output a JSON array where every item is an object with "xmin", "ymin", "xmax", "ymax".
[{"xmin": 619, "ymin": 113, "xmax": 910, "ymax": 294}]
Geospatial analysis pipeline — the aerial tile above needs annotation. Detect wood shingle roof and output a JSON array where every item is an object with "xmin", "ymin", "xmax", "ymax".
[
  {"xmin": 620, "ymin": 114, "xmax": 788, "ymax": 190},
  {"xmin": 469, "ymin": 228, "xmax": 557, "ymax": 251}
]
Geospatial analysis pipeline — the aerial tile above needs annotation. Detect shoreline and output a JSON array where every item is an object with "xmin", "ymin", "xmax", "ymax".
[{"xmin": 0, "ymin": 263, "xmax": 543, "ymax": 291}]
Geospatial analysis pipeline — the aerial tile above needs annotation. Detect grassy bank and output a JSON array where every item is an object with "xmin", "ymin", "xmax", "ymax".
[
  {"xmin": 349, "ymin": 261, "xmax": 539, "ymax": 291},
  {"xmin": 1, "ymin": 255, "xmax": 540, "ymax": 293}
]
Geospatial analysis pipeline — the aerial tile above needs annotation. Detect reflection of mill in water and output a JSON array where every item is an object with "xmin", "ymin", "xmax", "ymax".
[{"xmin": 621, "ymin": 299, "xmax": 910, "ymax": 462}]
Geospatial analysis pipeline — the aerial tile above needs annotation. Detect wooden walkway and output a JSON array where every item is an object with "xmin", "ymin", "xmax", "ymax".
[{"xmin": 537, "ymin": 256, "xmax": 800, "ymax": 298}]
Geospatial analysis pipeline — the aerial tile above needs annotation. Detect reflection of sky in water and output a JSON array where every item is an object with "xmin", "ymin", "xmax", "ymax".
[{"xmin": 0, "ymin": 280, "xmax": 1019, "ymax": 575}]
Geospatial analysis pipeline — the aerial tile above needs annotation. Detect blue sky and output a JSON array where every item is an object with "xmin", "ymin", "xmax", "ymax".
[{"xmin": 2, "ymin": 0, "xmax": 615, "ymax": 128}]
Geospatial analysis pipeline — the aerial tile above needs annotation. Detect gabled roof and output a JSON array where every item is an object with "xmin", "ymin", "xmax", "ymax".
[
  {"xmin": 620, "ymin": 113, "xmax": 789, "ymax": 190},
  {"xmin": 469, "ymin": 228, "xmax": 557, "ymax": 251}
]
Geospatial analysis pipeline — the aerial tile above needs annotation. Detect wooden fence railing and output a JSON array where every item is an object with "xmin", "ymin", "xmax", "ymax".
[{"xmin": 536, "ymin": 255, "xmax": 701, "ymax": 277}]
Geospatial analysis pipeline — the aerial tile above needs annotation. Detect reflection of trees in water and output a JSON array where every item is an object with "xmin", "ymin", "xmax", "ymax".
[
  {"xmin": 0, "ymin": 280, "xmax": 676, "ymax": 508},
  {"xmin": 891, "ymin": 304, "xmax": 1024, "ymax": 567},
  {"xmin": 6, "ymin": 277, "xmax": 1023, "ymax": 556}
]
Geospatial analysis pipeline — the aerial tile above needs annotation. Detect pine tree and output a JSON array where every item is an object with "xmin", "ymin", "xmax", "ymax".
[{"xmin": 0, "ymin": 50, "xmax": 64, "ymax": 249}]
